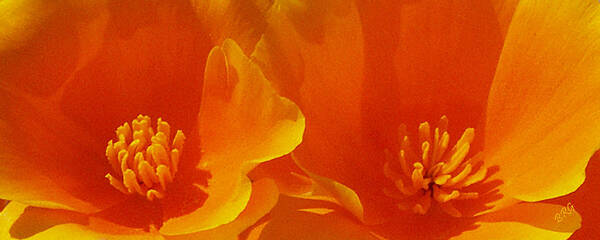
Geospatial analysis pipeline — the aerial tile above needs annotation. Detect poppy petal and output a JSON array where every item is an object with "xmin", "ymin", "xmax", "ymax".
[
  {"xmin": 160, "ymin": 164, "xmax": 252, "ymax": 235},
  {"xmin": 545, "ymin": 152, "xmax": 600, "ymax": 240},
  {"xmin": 0, "ymin": 90, "xmax": 125, "ymax": 213},
  {"xmin": 164, "ymin": 179, "xmax": 278, "ymax": 240},
  {"xmin": 248, "ymin": 155, "xmax": 314, "ymax": 196},
  {"xmin": 485, "ymin": 0, "xmax": 600, "ymax": 202},
  {"xmin": 451, "ymin": 203, "xmax": 580, "ymax": 240},
  {"xmin": 0, "ymin": 202, "xmax": 163, "ymax": 240},
  {"xmin": 363, "ymin": 0, "xmax": 503, "ymax": 142},
  {"xmin": 199, "ymin": 38, "xmax": 304, "ymax": 168},
  {"xmin": 254, "ymin": 195, "xmax": 378, "ymax": 240},
  {"xmin": 492, "ymin": 0, "xmax": 520, "ymax": 36},
  {"xmin": 294, "ymin": 159, "xmax": 366, "ymax": 223},
  {"xmin": 160, "ymin": 39, "xmax": 304, "ymax": 234}
]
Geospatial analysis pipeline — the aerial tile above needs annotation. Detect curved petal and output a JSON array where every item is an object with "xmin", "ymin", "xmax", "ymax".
[
  {"xmin": 484, "ymin": 0, "xmax": 600, "ymax": 202},
  {"xmin": 544, "ymin": 152, "xmax": 600, "ymax": 239},
  {"xmin": 0, "ymin": 202, "xmax": 163, "ymax": 240},
  {"xmin": 294, "ymin": 158, "xmax": 366, "ymax": 223},
  {"xmin": 248, "ymin": 155, "xmax": 314, "ymax": 196},
  {"xmin": 198, "ymin": 38, "xmax": 305, "ymax": 168},
  {"xmin": 160, "ymin": 39, "xmax": 304, "ymax": 234},
  {"xmin": 165, "ymin": 179, "xmax": 279, "ymax": 240},
  {"xmin": 160, "ymin": 163, "xmax": 251, "ymax": 235},
  {"xmin": 492, "ymin": 0, "xmax": 520, "ymax": 36},
  {"xmin": 450, "ymin": 203, "xmax": 581, "ymax": 240}
]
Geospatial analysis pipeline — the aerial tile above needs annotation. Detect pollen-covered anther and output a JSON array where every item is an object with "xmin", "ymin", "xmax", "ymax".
[
  {"xmin": 383, "ymin": 116, "xmax": 487, "ymax": 217},
  {"xmin": 105, "ymin": 115, "xmax": 185, "ymax": 201}
]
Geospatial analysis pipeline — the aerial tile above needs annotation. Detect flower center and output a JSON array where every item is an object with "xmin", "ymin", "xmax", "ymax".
[
  {"xmin": 383, "ymin": 116, "xmax": 487, "ymax": 217},
  {"xmin": 105, "ymin": 115, "xmax": 185, "ymax": 201}
]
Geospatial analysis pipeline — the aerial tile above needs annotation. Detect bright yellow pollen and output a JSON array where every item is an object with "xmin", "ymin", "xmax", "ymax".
[
  {"xmin": 105, "ymin": 115, "xmax": 185, "ymax": 201},
  {"xmin": 383, "ymin": 116, "xmax": 487, "ymax": 217}
]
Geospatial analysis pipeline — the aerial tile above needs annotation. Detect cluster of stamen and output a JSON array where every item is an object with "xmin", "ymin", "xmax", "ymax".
[
  {"xmin": 105, "ymin": 115, "xmax": 185, "ymax": 201},
  {"xmin": 383, "ymin": 116, "xmax": 487, "ymax": 217}
]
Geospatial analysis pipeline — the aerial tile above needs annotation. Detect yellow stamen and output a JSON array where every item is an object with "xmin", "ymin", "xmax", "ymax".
[
  {"xmin": 123, "ymin": 169, "xmax": 144, "ymax": 195},
  {"xmin": 441, "ymin": 142, "xmax": 470, "ymax": 174},
  {"xmin": 156, "ymin": 164, "xmax": 173, "ymax": 190},
  {"xmin": 105, "ymin": 115, "xmax": 185, "ymax": 201},
  {"xmin": 444, "ymin": 164, "xmax": 473, "ymax": 187},
  {"xmin": 147, "ymin": 189, "xmax": 165, "ymax": 201},
  {"xmin": 411, "ymin": 162, "xmax": 425, "ymax": 190},
  {"xmin": 433, "ymin": 174, "xmax": 451, "ymax": 185},
  {"xmin": 138, "ymin": 159, "xmax": 156, "ymax": 188},
  {"xmin": 418, "ymin": 122, "xmax": 431, "ymax": 147},
  {"xmin": 421, "ymin": 141, "xmax": 431, "ymax": 168},
  {"xmin": 382, "ymin": 116, "xmax": 488, "ymax": 217},
  {"xmin": 105, "ymin": 174, "xmax": 128, "ymax": 194},
  {"xmin": 170, "ymin": 149, "xmax": 180, "ymax": 175},
  {"xmin": 398, "ymin": 150, "xmax": 412, "ymax": 178},
  {"xmin": 106, "ymin": 140, "xmax": 120, "ymax": 175},
  {"xmin": 433, "ymin": 131, "xmax": 450, "ymax": 163},
  {"xmin": 433, "ymin": 186, "xmax": 459, "ymax": 203},
  {"xmin": 455, "ymin": 165, "xmax": 487, "ymax": 188}
]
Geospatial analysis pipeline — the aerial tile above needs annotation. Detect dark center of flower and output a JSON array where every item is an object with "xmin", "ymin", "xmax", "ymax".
[
  {"xmin": 105, "ymin": 115, "xmax": 185, "ymax": 201},
  {"xmin": 383, "ymin": 116, "xmax": 487, "ymax": 217}
]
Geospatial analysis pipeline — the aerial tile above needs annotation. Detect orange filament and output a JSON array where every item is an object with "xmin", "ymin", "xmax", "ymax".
[
  {"xmin": 383, "ymin": 116, "xmax": 487, "ymax": 217},
  {"xmin": 105, "ymin": 115, "xmax": 185, "ymax": 201}
]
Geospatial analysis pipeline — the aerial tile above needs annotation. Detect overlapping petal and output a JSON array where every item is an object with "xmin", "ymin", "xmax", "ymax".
[
  {"xmin": 492, "ymin": 0, "xmax": 520, "ymax": 36},
  {"xmin": 0, "ymin": 180, "xmax": 278, "ymax": 240},
  {"xmin": 248, "ymin": 155, "xmax": 314, "ymax": 196},
  {"xmin": 0, "ymin": 202, "xmax": 163, "ymax": 240},
  {"xmin": 546, "ymin": 153, "xmax": 600, "ymax": 240},
  {"xmin": 165, "ymin": 179, "xmax": 279, "ymax": 240},
  {"xmin": 485, "ymin": 0, "xmax": 600, "ymax": 202},
  {"xmin": 160, "ymin": 39, "xmax": 304, "ymax": 234}
]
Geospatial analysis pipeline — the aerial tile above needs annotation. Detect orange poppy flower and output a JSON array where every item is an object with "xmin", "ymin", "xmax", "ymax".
[
  {"xmin": 249, "ymin": 0, "xmax": 600, "ymax": 239},
  {"xmin": 0, "ymin": 0, "xmax": 304, "ymax": 239}
]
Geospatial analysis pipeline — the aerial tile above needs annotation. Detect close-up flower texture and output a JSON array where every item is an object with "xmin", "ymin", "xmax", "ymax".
[{"xmin": 1, "ymin": 0, "xmax": 600, "ymax": 239}]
